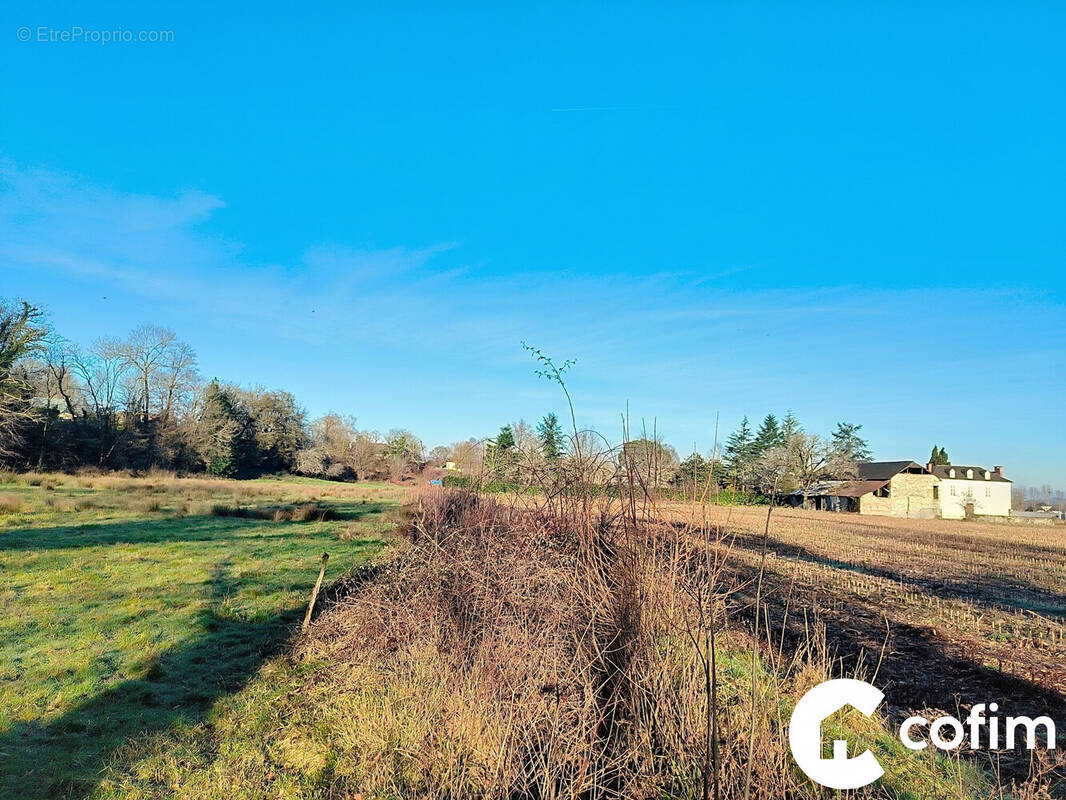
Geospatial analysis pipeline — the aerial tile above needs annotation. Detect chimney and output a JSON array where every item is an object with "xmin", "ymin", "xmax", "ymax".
[
  {"xmin": 926, "ymin": 462, "xmax": 934, "ymax": 473},
  {"xmin": 993, "ymin": 465, "xmax": 1003, "ymax": 477}
]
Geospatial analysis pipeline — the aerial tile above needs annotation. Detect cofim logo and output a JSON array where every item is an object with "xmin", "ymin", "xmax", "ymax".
[{"xmin": 788, "ymin": 679, "xmax": 1057, "ymax": 790}]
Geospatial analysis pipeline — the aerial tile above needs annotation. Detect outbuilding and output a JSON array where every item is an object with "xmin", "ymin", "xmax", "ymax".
[{"xmin": 787, "ymin": 461, "xmax": 939, "ymax": 518}]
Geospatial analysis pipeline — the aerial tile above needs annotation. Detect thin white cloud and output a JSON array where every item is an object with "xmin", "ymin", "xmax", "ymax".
[
  {"xmin": 302, "ymin": 243, "xmax": 456, "ymax": 281},
  {"xmin": 3, "ymin": 162, "xmax": 1064, "ymax": 484},
  {"xmin": 0, "ymin": 163, "xmax": 895, "ymax": 361}
]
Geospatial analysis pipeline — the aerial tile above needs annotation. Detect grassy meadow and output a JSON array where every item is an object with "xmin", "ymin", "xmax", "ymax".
[
  {"xmin": 0, "ymin": 472, "xmax": 409, "ymax": 799},
  {"xmin": 2, "ymin": 475, "xmax": 1063, "ymax": 798},
  {"xmin": 84, "ymin": 491, "xmax": 1056, "ymax": 799}
]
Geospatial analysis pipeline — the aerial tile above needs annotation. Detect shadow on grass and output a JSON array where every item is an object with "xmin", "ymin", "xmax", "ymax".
[
  {"xmin": 0, "ymin": 565, "xmax": 305, "ymax": 800},
  {"xmin": 0, "ymin": 502, "xmax": 393, "ymax": 552}
]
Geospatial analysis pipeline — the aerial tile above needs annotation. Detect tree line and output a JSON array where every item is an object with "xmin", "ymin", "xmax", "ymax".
[
  {"xmin": 0, "ymin": 297, "xmax": 872, "ymax": 496},
  {"xmin": 458, "ymin": 412, "xmax": 873, "ymax": 505},
  {"xmin": 0, "ymin": 298, "xmax": 424, "ymax": 479},
  {"xmin": 715, "ymin": 413, "xmax": 871, "ymax": 497},
  {"xmin": 10, "ymin": 296, "xmax": 1054, "ymax": 505}
]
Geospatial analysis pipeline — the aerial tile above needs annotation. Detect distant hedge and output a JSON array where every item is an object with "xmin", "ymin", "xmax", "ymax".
[{"xmin": 440, "ymin": 474, "xmax": 769, "ymax": 505}]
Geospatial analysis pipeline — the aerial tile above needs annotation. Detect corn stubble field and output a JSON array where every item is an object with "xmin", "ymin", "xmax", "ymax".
[{"xmin": 1, "ymin": 472, "xmax": 1064, "ymax": 799}]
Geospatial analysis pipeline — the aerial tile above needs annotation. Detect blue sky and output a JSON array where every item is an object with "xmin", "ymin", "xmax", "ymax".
[{"xmin": 2, "ymin": 2, "xmax": 1064, "ymax": 486}]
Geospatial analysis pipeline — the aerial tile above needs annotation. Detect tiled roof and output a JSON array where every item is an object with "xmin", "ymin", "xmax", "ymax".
[
  {"xmin": 788, "ymin": 479, "xmax": 889, "ymax": 498},
  {"xmin": 856, "ymin": 461, "xmax": 929, "ymax": 480},
  {"xmin": 931, "ymin": 465, "xmax": 1010, "ymax": 483}
]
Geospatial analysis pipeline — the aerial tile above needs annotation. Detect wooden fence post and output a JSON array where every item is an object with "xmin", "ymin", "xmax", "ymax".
[{"xmin": 302, "ymin": 552, "xmax": 330, "ymax": 632}]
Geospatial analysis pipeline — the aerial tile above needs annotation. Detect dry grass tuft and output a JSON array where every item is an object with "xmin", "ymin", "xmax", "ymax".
[
  {"xmin": 292, "ymin": 502, "xmax": 337, "ymax": 522},
  {"xmin": 0, "ymin": 493, "xmax": 24, "ymax": 515}
]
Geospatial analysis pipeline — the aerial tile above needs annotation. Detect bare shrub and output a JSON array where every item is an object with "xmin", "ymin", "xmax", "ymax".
[
  {"xmin": 300, "ymin": 482, "xmax": 812, "ymax": 799},
  {"xmin": 292, "ymin": 502, "xmax": 336, "ymax": 522}
]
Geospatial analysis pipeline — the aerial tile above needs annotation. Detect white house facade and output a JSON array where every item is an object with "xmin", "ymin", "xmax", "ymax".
[{"xmin": 931, "ymin": 464, "xmax": 1011, "ymax": 519}]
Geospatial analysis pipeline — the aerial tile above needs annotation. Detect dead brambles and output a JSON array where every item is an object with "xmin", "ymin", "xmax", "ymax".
[{"xmin": 294, "ymin": 487, "xmax": 998, "ymax": 799}]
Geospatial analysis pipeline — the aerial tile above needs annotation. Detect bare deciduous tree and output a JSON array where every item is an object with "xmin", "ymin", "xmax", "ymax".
[
  {"xmin": 37, "ymin": 335, "xmax": 83, "ymax": 420},
  {"xmin": 0, "ymin": 300, "xmax": 50, "ymax": 460},
  {"xmin": 762, "ymin": 433, "xmax": 856, "ymax": 508},
  {"xmin": 450, "ymin": 438, "xmax": 484, "ymax": 475},
  {"xmin": 426, "ymin": 445, "xmax": 452, "ymax": 467},
  {"xmin": 71, "ymin": 337, "xmax": 129, "ymax": 417},
  {"xmin": 295, "ymin": 415, "xmax": 387, "ymax": 480},
  {"xmin": 156, "ymin": 340, "xmax": 199, "ymax": 424},
  {"xmin": 115, "ymin": 325, "xmax": 198, "ymax": 424},
  {"xmin": 621, "ymin": 437, "xmax": 680, "ymax": 492},
  {"xmin": 118, "ymin": 325, "xmax": 175, "ymax": 422}
]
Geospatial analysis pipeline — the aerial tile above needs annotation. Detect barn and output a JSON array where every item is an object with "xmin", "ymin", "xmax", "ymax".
[{"xmin": 787, "ymin": 461, "xmax": 940, "ymax": 518}]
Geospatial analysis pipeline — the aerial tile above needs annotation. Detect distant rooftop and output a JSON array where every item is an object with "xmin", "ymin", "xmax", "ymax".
[
  {"xmin": 856, "ymin": 461, "xmax": 929, "ymax": 481},
  {"xmin": 931, "ymin": 465, "xmax": 1010, "ymax": 483},
  {"xmin": 789, "ymin": 479, "xmax": 889, "ymax": 498}
]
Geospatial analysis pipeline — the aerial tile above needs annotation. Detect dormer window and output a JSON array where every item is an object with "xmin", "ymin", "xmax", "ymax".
[
  {"xmin": 966, "ymin": 469, "xmax": 973, "ymax": 479},
  {"xmin": 984, "ymin": 471, "xmax": 990, "ymax": 480},
  {"xmin": 949, "ymin": 468, "xmax": 956, "ymax": 478}
]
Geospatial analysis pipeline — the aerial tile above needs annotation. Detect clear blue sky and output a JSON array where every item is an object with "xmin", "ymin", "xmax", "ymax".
[{"xmin": 2, "ymin": 2, "xmax": 1064, "ymax": 487}]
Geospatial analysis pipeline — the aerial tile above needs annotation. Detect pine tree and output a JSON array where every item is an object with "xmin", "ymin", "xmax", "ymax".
[
  {"xmin": 495, "ymin": 425, "xmax": 515, "ymax": 451},
  {"xmin": 537, "ymin": 413, "xmax": 564, "ymax": 463},
  {"xmin": 831, "ymin": 422, "xmax": 872, "ymax": 463},
  {"xmin": 197, "ymin": 381, "xmax": 257, "ymax": 477},
  {"xmin": 781, "ymin": 410, "xmax": 802, "ymax": 440},
  {"xmin": 724, "ymin": 416, "xmax": 755, "ymax": 489},
  {"xmin": 486, "ymin": 424, "xmax": 517, "ymax": 480},
  {"xmin": 753, "ymin": 413, "xmax": 784, "ymax": 456}
]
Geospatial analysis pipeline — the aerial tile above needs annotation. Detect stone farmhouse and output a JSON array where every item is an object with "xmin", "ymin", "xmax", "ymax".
[
  {"xmin": 788, "ymin": 461, "xmax": 939, "ymax": 517},
  {"xmin": 788, "ymin": 460, "xmax": 1012, "ymax": 519}
]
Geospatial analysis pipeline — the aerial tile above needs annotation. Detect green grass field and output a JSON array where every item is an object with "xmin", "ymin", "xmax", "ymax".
[
  {"xmin": 0, "ymin": 473, "xmax": 408, "ymax": 799},
  {"xmin": 0, "ymin": 476, "xmax": 1030, "ymax": 798}
]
